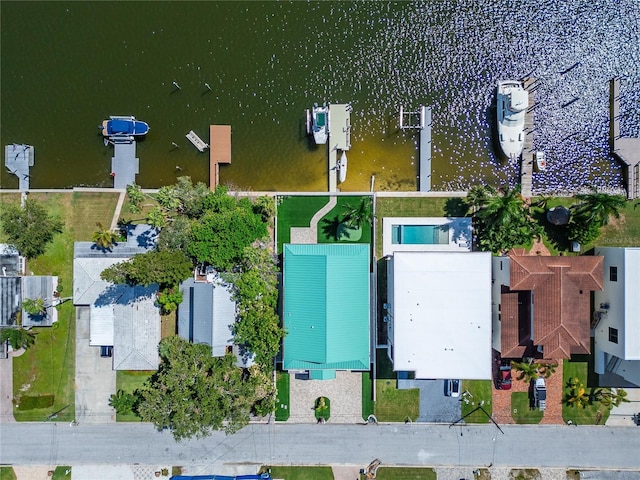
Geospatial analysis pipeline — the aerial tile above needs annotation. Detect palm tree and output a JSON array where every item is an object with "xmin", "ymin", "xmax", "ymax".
[
  {"xmin": 564, "ymin": 377, "xmax": 590, "ymax": 409},
  {"xmin": 511, "ymin": 359, "xmax": 541, "ymax": 383},
  {"xmin": 21, "ymin": 297, "xmax": 46, "ymax": 316},
  {"xmin": 92, "ymin": 222, "xmax": 118, "ymax": 251},
  {"xmin": 0, "ymin": 327, "xmax": 36, "ymax": 350},
  {"xmin": 465, "ymin": 185, "xmax": 493, "ymax": 212},
  {"xmin": 537, "ymin": 361, "xmax": 558, "ymax": 379},
  {"xmin": 571, "ymin": 188, "xmax": 626, "ymax": 227},
  {"xmin": 593, "ymin": 387, "xmax": 630, "ymax": 409},
  {"xmin": 109, "ymin": 389, "xmax": 137, "ymax": 414},
  {"xmin": 342, "ymin": 197, "xmax": 373, "ymax": 229}
]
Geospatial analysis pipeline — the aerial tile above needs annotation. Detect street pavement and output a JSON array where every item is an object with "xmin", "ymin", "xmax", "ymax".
[{"xmin": 1, "ymin": 422, "xmax": 639, "ymax": 471}]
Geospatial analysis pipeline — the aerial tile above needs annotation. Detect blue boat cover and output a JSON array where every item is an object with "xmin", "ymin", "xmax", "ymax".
[{"xmin": 107, "ymin": 119, "xmax": 148, "ymax": 135}]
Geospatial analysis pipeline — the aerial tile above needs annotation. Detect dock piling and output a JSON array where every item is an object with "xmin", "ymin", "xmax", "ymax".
[{"xmin": 172, "ymin": 81, "xmax": 181, "ymax": 90}]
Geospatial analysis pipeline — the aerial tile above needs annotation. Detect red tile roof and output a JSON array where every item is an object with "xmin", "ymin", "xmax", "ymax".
[{"xmin": 501, "ymin": 254, "xmax": 603, "ymax": 359}]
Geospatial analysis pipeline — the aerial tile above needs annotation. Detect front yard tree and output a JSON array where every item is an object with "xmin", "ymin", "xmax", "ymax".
[
  {"xmin": 21, "ymin": 297, "xmax": 46, "ymax": 316},
  {"xmin": 342, "ymin": 197, "xmax": 373, "ymax": 229},
  {"xmin": 0, "ymin": 199, "xmax": 64, "ymax": 259},
  {"xmin": 0, "ymin": 328, "xmax": 36, "ymax": 350},
  {"xmin": 100, "ymin": 249, "xmax": 192, "ymax": 290},
  {"xmin": 136, "ymin": 336, "xmax": 266, "ymax": 440},
  {"xmin": 92, "ymin": 222, "xmax": 118, "ymax": 251}
]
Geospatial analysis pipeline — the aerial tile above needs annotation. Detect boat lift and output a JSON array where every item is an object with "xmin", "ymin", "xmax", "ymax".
[{"xmin": 399, "ymin": 105, "xmax": 426, "ymax": 130}]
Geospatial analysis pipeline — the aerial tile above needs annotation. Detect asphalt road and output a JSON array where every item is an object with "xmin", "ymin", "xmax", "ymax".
[{"xmin": 1, "ymin": 423, "xmax": 639, "ymax": 470}]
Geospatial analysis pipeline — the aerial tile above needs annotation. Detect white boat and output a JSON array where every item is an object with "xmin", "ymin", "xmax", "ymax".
[
  {"xmin": 496, "ymin": 80, "xmax": 528, "ymax": 160},
  {"xmin": 534, "ymin": 151, "xmax": 546, "ymax": 171},
  {"xmin": 311, "ymin": 104, "xmax": 329, "ymax": 145},
  {"xmin": 338, "ymin": 151, "xmax": 347, "ymax": 183}
]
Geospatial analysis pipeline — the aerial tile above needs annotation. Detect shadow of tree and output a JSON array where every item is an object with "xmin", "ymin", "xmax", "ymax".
[
  {"xmin": 444, "ymin": 197, "xmax": 470, "ymax": 217},
  {"xmin": 320, "ymin": 215, "xmax": 355, "ymax": 241},
  {"xmin": 531, "ymin": 208, "xmax": 571, "ymax": 252}
]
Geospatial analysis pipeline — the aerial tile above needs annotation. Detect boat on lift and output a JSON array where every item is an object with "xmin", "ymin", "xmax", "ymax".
[
  {"xmin": 338, "ymin": 151, "xmax": 347, "ymax": 183},
  {"xmin": 101, "ymin": 116, "xmax": 150, "ymax": 139},
  {"xmin": 534, "ymin": 151, "xmax": 546, "ymax": 171},
  {"xmin": 496, "ymin": 81, "xmax": 528, "ymax": 160},
  {"xmin": 308, "ymin": 103, "xmax": 329, "ymax": 145}
]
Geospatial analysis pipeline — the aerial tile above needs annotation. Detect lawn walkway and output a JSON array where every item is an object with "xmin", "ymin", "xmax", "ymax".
[{"xmin": 290, "ymin": 196, "xmax": 337, "ymax": 244}]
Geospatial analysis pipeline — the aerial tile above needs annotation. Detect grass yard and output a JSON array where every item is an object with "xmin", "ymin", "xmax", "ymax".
[
  {"xmin": 460, "ymin": 380, "xmax": 492, "ymax": 423},
  {"xmin": 598, "ymin": 198, "xmax": 640, "ymax": 247},
  {"xmin": 115, "ymin": 370, "xmax": 154, "ymax": 422},
  {"xmin": 263, "ymin": 466, "xmax": 334, "ymax": 480},
  {"xmin": 317, "ymin": 196, "xmax": 372, "ymax": 244},
  {"xmin": 276, "ymin": 195, "xmax": 329, "ymax": 253},
  {"xmin": 0, "ymin": 466, "xmax": 17, "ymax": 480},
  {"xmin": 161, "ymin": 311, "xmax": 177, "ymax": 338},
  {"xmin": 52, "ymin": 466, "xmax": 72, "ymax": 480},
  {"xmin": 374, "ymin": 467, "xmax": 437, "ymax": 480},
  {"xmin": 374, "ymin": 379, "xmax": 419, "ymax": 422},
  {"xmin": 69, "ymin": 192, "xmax": 120, "ymax": 240},
  {"xmin": 562, "ymin": 358, "xmax": 610, "ymax": 425},
  {"xmin": 511, "ymin": 392, "xmax": 543, "ymax": 424},
  {"xmin": 275, "ymin": 371, "xmax": 290, "ymax": 421},
  {"xmin": 362, "ymin": 372, "xmax": 374, "ymax": 420}
]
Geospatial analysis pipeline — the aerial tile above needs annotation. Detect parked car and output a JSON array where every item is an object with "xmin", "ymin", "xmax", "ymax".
[
  {"xmin": 499, "ymin": 365, "xmax": 512, "ymax": 390},
  {"xmin": 534, "ymin": 378, "xmax": 547, "ymax": 411},
  {"xmin": 445, "ymin": 379, "xmax": 461, "ymax": 397}
]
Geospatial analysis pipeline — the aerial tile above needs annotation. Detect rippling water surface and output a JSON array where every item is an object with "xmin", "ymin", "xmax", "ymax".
[{"xmin": 1, "ymin": 1, "xmax": 638, "ymax": 192}]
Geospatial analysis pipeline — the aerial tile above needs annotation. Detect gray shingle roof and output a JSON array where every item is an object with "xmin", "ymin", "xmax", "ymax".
[
  {"xmin": 0, "ymin": 277, "xmax": 20, "ymax": 327},
  {"xmin": 22, "ymin": 276, "xmax": 57, "ymax": 327}
]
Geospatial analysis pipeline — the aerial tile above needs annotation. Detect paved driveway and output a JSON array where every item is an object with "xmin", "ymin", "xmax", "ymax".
[
  {"xmin": 399, "ymin": 379, "xmax": 461, "ymax": 423},
  {"xmin": 75, "ymin": 306, "xmax": 116, "ymax": 423}
]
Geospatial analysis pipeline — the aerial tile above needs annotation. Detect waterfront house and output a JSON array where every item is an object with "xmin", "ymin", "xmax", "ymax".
[{"xmin": 593, "ymin": 247, "xmax": 640, "ymax": 387}]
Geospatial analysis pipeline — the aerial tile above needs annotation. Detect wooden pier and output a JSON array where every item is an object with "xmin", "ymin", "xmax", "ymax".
[
  {"xmin": 610, "ymin": 77, "xmax": 640, "ymax": 199},
  {"xmin": 4, "ymin": 144, "xmax": 34, "ymax": 191},
  {"xmin": 186, "ymin": 130, "xmax": 209, "ymax": 152},
  {"xmin": 209, "ymin": 125, "xmax": 231, "ymax": 190},
  {"xmin": 111, "ymin": 141, "xmax": 139, "ymax": 189},
  {"xmin": 520, "ymin": 78, "xmax": 536, "ymax": 199}
]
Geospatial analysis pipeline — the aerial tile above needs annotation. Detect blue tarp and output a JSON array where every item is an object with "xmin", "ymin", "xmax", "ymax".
[{"xmin": 107, "ymin": 118, "xmax": 148, "ymax": 135}]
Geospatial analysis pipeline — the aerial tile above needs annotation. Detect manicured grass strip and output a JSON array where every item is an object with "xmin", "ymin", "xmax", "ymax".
[
  {"xmin": 265, "ymin": 466, "xmax": 334, "ymax": 480},
  {"xmin": 460, "ymin": 380, "xmax": 492, "ymax": 423},
  {"xmin": 511, "ymin": 391, "xmax": 542, "ymax": 424},
  {"xmin": 375, "ymin": 467, "xmax": 436, "ymax": 480},
  {"xmin": 52, "ymin": 466, "xmax": 72, "ymax": 480},
  {"xmin": 70, "ymin": 192, "xmax": 120, "ymax": 240},
  {"xmin": 276, "ymin": 195, "xmax": 329, "ymax": 252},
  {"xmin": 115, "ymin": 370, "xmax": 154, "ymax": 422},
  {"xmin": 374, "ymin": 379, "xmax": 419, "ymax": 422},
  {"xmin": 362, "ymin": 372, "xmax": 374, "ymax": 420},
  {"xmin": 275, "ymin": 371, "xmax": 290, "ymax": 421},
  {"xmin": 317, "ymin": 196, "xmax": 372, "ymax": 244},
  {"xmin": 16, "ymin": 394, "xmax": 55, "ymax": 410},
  {"xmin": 562, "ymin": 358, "xmax": 610, "ymax": 425},
  {"xmin": 0, "ymin": 466, "xmax": 17, "ymax": 480}
]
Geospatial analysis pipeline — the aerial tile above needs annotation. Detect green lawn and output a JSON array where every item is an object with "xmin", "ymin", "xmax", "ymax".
[
  {"xmin": 69, "ymin": 192, "xmax": 120, "ymax": 240},
  {"xmin": 374, "ymin": 467, "xmax": 436, "ymax": 480},
  {"xmin": 362, "ymin": 372, "xmax": 374, "ymax": 420},
  {"xmin": 116, "ymin": 370, "xmax": 155, "ymax": 422},
  {"xmin": 562, "ymin": 358, "xmax": 610, "ymax": 425},
  {"xmin": 276, "ymin": 195, "xmax": 329, "ymax": 253},
  {"xmin": 374, "ymin": 196, "xmax": 466, "ymax": 257},
  {"xmin": 460, "ymin": 380, "xmax": 492, "ymax": 423},
  {"xmin": 264, "ymin": 466, "xmax": 334, "ymax": 480},
  {"xmin": 316, "ymin": 196, "xmax": 372, "ymax": 244},
  {"xmin": 275, "ymin": 371, "xmax": 290, "ymax": 421},
  {"xmin": 52, "ymin": 466, "xmax": 72, "ymax": 480},
  {"xmin": 511, "ymin": 392, "xmax": 543, "ymax": 424},
  {"xmin": 0, "ymin": 466, "xmax": 17, "ymax": 480},
  {"xmin": 374, "ymin": 379, "xmax": 419, "ymax": 422}
]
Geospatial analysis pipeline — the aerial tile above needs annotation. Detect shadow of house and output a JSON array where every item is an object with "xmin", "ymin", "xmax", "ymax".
[{"xmin": 73, "ymin": 224, "xmax": 160, "ymax": 371}]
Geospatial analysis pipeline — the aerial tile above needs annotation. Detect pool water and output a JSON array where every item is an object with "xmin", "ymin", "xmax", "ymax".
[{"xmin": 392, "ymin": 225, "xmax": 450, "ymax": 245}]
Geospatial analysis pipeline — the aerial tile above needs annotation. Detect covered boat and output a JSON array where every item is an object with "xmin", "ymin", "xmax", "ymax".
[
  {"xmin": 102, "ymin": 116, "xmax": 149, "ymax": 138},
  {"xmin": 496, "ymin": 81, "xmax": 528, "ymax": 160},
  {"xmin": 311, "ymin": 104, "xmax": 329, "ymax": 145},
  {"xmin": 534, "ymin": 151, "xmax": 546, "ymax": 171}
]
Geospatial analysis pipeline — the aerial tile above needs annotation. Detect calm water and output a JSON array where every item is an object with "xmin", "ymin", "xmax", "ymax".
[{"xmin": 1, "ymin": 1, "xmax": 639, "ymax": 192}]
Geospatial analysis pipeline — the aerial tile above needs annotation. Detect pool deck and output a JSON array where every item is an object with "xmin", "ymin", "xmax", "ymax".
[{"xmin": 381, "ymin": 217, "xmax": 472, "ymax": 257}]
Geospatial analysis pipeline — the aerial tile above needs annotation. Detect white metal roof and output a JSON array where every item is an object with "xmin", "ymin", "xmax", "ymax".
[{"xmin": 391, "ymin": 251, "xmax": 492, "ymax": 380}]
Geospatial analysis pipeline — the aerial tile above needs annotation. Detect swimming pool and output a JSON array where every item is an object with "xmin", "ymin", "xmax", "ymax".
[{"xmin": 392, "ymin": 224, "xmax": 450, "ymax": 245}]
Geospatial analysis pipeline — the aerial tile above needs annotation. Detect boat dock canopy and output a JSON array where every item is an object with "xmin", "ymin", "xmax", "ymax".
[{"xmin": 209, "ymin": 125, "xmax": 231, "ymax": 190}]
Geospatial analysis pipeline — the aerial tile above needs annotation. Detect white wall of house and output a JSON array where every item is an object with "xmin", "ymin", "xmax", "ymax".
[
  {"xmin": 593, "ymin": 247, "xmax": 640, "ymax": 385},
  {"xmin": 491, "ymin": 256, "xmax": 511, "ymax": 353}
]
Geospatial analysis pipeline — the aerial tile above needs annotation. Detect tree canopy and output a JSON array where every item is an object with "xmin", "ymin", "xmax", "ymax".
[
  {"xmin": 136, "ymin": 336, "xmax": 271, "ymax": 440},
  {"xmin": 0, "ymin": 199, "xmax": 64, "ymax": 259},
  {"xmin": 100, "ymin": 249, "xmax": 192, "ymax": 290},
  {"xmin": 0, "ymin": 328, "xmax": 36, "ymax": 350}
]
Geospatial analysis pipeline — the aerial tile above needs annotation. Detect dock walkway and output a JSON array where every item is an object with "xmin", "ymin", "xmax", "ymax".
[
  {"xmin": 520, "ymin": 78, "xmax": 535, "ymax": 199},
  {"xmin": 111, "ymin": 141, "xmax": 139, "ymax": 189},
  {"xmin": 209, "ymin": 125, "xmax": 231, "ymax": 190},
  {"xmin": 327, "ymin": 104, "xmax": 352, "ymax": 192},
  {"xmin": 4, "ymin": 144, "xmax": 33, "ymax": 191},
  {"xmin": 610, "ymin": 77, "xmax": 640, "ymax": 199},
  {"xmin": 419, "ymin": 106, "xmax": 432, "ymax": 192}
]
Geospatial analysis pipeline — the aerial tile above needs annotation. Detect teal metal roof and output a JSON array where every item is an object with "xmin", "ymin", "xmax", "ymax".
[{"xmin": 283, "ymin": 244, "xmax": 371, "ymax": 374}]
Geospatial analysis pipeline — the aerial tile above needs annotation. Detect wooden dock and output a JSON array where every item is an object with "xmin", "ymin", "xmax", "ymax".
[
  {"xmin": 209, "ymin": 125, "xmax": 231, "ymax": 190},
  {"xmin": 186, "ymin": 130, "xmax": 209, "ymax": 152},
  {"xmin": 610, "ymin": 78, "xmax": 640, "ymax": 199},
  {"xmin": 111, "ymin": 141, "xmax": 139, "ymax": 189},
  {"xmin": 520, "ymin": 78, "xmax": 536, "ymax": 199},
  {"xmin": 4, "ymin": 144, "xmax": 34, "ymax": 191}
]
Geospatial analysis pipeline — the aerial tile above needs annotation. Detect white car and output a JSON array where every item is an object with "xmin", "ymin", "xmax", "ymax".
[{"xmin": 446, "ymin": 379, "xmax": 461, "ymax": 397}]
